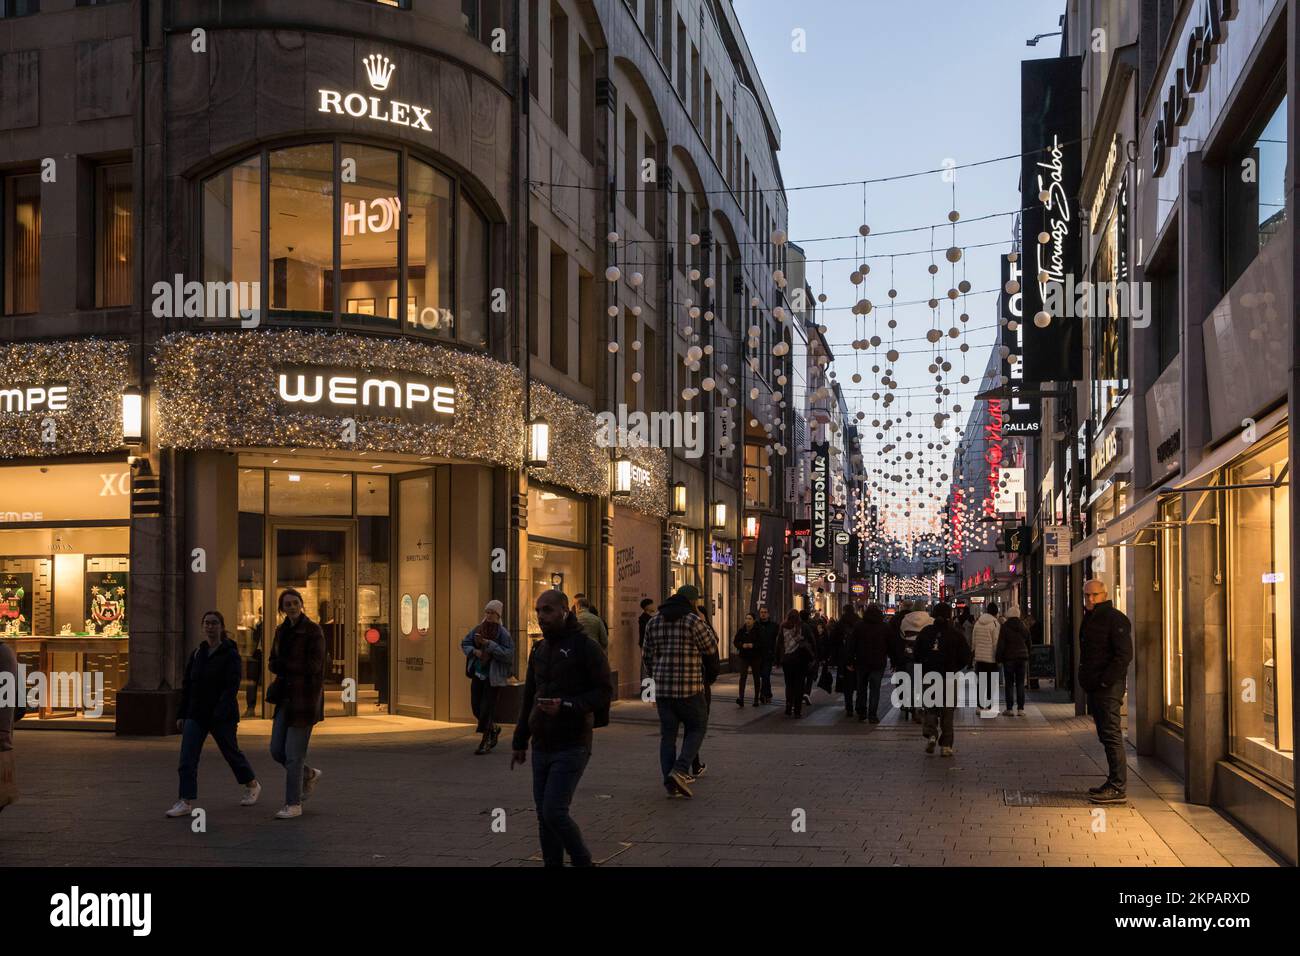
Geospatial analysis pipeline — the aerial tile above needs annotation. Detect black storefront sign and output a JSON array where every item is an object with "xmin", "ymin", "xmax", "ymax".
[
  {"xmin": 1000, "ymin": 254, "xmax": 1041, "ymax": 434},
  {"xmin": 810, "ymin": 442, "xmax": 831, "ymax": 565},
  {"xmin": 1021, "ymin": 55, "xmax": 1083, "ymax": 384},
  {"xmin": 748, "ymin": 516, "xmax": 787, "ymax": 617},
  {"xmin": 1003, "ymin": 526, "xmax": 1031, "ymax": 555}
]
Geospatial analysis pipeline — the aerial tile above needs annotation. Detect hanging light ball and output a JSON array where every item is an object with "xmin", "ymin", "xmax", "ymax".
[
  {"xmin": 1005, "ymin": 280, "xmax": 1020, "ymax": 295},
  {"xmin": 605, "ymin": 266, "xmax": 621, "ymax": 282},
  {"xmin": 688, "ymin": 306, "xmax": 700, "ymax": 319},
  {"xmin": 850, "ymin": 271, "xmax": 863, "ymax": 285},
  {"xmin": 887, "ymin": 319, "xmax": 898, "ymax": 329},
  {"xmin": 928, "ymin": 264, "xmax": 939, "ymax": 275},
  {"xmin": 946, "ymin": 246, "xmax": 962, "ymax": 263},
  {"xmin": 948, "ymin": 327, "xmax": 960, "ymax": 338},
  {"xmin": 688, "ymin": 232, "xmax": 700, "ymax": 245},
  {"xmin": 631, "ymin": 371, "xmax": 641, "ymax": 382},
  {"xmin": 773, "ymin": 306, "xmax": 786, "ymax": 321},
  {"xmin": 947, "ymin": 288, "xmax": 960, "ymax": 300},
  {"xmin": 606, "ymin": 231, "xmax": 620, "ymax": 244},
  {"xmin": 948, "ymin": 210, "xmax": 960, "ymax": 223},
  {"xmin": 859, "ymin": 224, "xmax": 871, "ymax": 236},
  {"xmin": 1034, "ymin": 310, "xmax": 1052, "ymax": 328},
  {"xmin": 888, "ymin": 288, "xmax": 898, "ymax": 299},
  {"xmin": 928, "ymin": 298, "xmax": 939, "ymax": 309},
  {"xmin": 607, "ymin": 341, "xmax": 619, "ymax": 353},
  {"xmin": 958, "ymin": 279, "xmax": 972, "ymax": 294},
  {"xmin": 702, "ymin": 377, "xmax": 716, "ymax": 391},
  {"xmin": 1007, "ymin": 320, "xmax": 1019, "ymax": 332},
  {"xmin": 704, "ymin": 276, "xmax": 714, "ymax": 288},
  {"xmin": 689, "ymin": 268, "xmax": 701, "ymax": 281},
  {"xmin": 606, "ymin": 305, "xmax": 619, "ymax": 318},
  {"xmin": 851, "ymin": 373, "xmax": 862, "ymax": 383},
  {"xmin": 817, "ymin": 292, "xmax": 828, "ymax": 303},
  {"xmin": 771, "ymin": 228, "xmax": 788, "ymax": 246},
  {"xmin": 1037, "ymin": 231, "xmax": 1051, "ymax": 244},
  {"xmin": 631, "ymin": 305, "xmax": 642, "ymax": 316}
]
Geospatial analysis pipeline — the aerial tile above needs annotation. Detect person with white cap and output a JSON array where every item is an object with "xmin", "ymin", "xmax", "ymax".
[{"xmin": 461, "ymin": 599, "xmax": 514, "ymax": 754}]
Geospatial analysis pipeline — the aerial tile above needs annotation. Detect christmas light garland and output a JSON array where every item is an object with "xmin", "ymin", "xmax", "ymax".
[{"xmin": 0, "ymin": 339, "xmax": 130, "ymax": 458}]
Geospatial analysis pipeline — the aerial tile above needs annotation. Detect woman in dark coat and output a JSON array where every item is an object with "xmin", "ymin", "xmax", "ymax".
[
  {"xmin": 166, "ymin": 610, "xmax": 261, "ymax": 817},
  {"xmin": 733, "ymin": 612, "xmax": 763, "ymax": 707},
  {"xmin": 850, "ymin": 604, "xmax": 892, "ymax": 723},
  {"xmin": 829, "ymin": 606, "xmax": 860, "ymax": 716},
  {"xmin": 780, "ymin": 610, "xmax": 817, "ymax": 718},
  {"xmin": 267, "ymin": 588, "xmax": 326, "ymax": 819},
  {"xmin": 996, "ymin": 606, "xmax": 1032, "ymax": 716}
]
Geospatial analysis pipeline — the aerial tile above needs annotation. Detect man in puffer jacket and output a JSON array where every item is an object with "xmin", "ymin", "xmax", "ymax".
[
  {"xmin": 970, "ymin": 602, "xmax": 1001, "ymax": 710},
  {"xmin": 995, "ymin": 606, "xmax": 1031, "ymax": 716}
]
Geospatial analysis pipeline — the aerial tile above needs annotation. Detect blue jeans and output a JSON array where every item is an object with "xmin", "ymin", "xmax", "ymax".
[
  {"xmin": 656, "ymin": 692, "xmax": 708, "ymax": 779},
  {"xmin": 530, "ymin": 746, "xmax": 592, "ymax": 867},
  {"xmin": 177, "ymin": 719, "xmax": 256, "ymax": 800},
  {"xmin": 269, "ymin": 708, "xmax": 314, "ymax": 805}
]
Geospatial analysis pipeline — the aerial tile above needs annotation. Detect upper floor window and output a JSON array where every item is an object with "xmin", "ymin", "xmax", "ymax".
[
  {"xmin": 200, "ymin": 141, "xmax": 490, "ymax": 347},
  {"xmin": 1225, "ymin": 90, "xmax": 1287, "ymax": 289},
  {"xmin": 461, "ymin": 1, "xmax": 505, "ymax": 43},
  {"xmin": 1, "ymin": 1, "xmax": 40, "ymax": 17},
  {"xmin": 95, "ymin": 163, "xmax": 133, "ymax": 308},
  {"xmin": 2, "ymin": 173, "xmax": 40, "ymax": 316}
]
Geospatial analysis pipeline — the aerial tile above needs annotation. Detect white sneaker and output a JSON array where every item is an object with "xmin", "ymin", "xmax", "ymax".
[
  {"xmin": 165, "ymin": 799, "xmax": 192, "ymax": 818},
  {"xmin": 1016, "ymin": 709, "xmax": 1026, "ymax": 717},
  {"xmin": 940, "ymin": 746, "xmax": 954, "ymax": 757},
  {"xmin": 301, "ymin": 767, "xmax": 323, "ymax": 799},
  {"xmin": 240, "ymin": 781, "xmax": 262, "ymax": 806},
  {"xmin": 274, "ymin": 804, "xmax": 302, "ymax": 819}
]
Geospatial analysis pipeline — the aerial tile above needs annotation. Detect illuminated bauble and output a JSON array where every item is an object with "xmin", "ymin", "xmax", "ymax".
[
  {"xmin": 926, "ymin": 329, "xmax": 943, "ymax": 343},
  {"xmin": 946, "ymin": 246, "xmax": 962, "ymax": 263},
  {"xmin": 860, "ymin": 299, "xmax": 873, "ymax": 314},
  {"xmin": 749, "ymin": 296, "xmax": 761, "ymax": 308},
  {"xmin": 607, "ymin": 342, "xmax": 619, "ymax": 353},
  {"xmin": 777, "ymin": 374, "xmax": 787, "ymax": 386},
  {"xmin": 629, "ymin": 271, "xmax": 644, "ymax": 288},
  {"xmin": 605, "ymin": 266, "xmax": 621, "ymax": 282},
  {"xmin": 999, "ymin": 345, "xmax": 1011, "ymax": 358},
  {"xmin": 1005, "ymin": 280, "xmax": 1020, "ymax": 295},
  {"xmin": 1007, "ymin": 320, "xmax": 1019, "ymax": 332},
  {"xmin": 688, "ymin": 232, "xmax": 700, "ymax": 245},
  {"xmin": 688, "ymin": 306, "xmax": 700, "ymax": 319},
  {"xmin": 817, "ymin": 292, "xmax": 827, "ymax": 303},
  {"xmin": 850, "ymin": 271, "xmax": 863, "ymax": 285},
  {"xmin": 960, "ymin": 343, "xmax": 970, "ymax": 353},
  {"xmin": 772, "ymin": 306, "xmax": 786, "ymax": 321},
  {"xmin": 631, "ymin": 305, "xmax": 642, "ymax": 316},
  {"xmin": 960, "ymin": 375, "xmax": 969, "ymax": 384},
  {"xmin": 727, "ymin": 398, "xmax": 737, "ymax": 407},
  {"xmin": 688, "ymin": 268, "xmax": 700, "ymax": 281},
  {"xmin": 1007, "ymin": 252, "xmax": 1019, "ymax": 263},
  {"xmin": 851, "ymin": 373, "xmax": 862, "ymax": 383},
  {"xmin": 689, "ymin": 361, "xmax": 700, "ymax": 372},
  {"xmin": 948, "ymin": 288, "xmax": 960, "ymax": 300},
  {"xmin": 684, "ymin": 326, "xmax": 694, "ymax": 336},
  {"xmin": 631, "ymin": 371, "xmax": 641, "ymax": 382},
  {"xmin": 606, "ymin": 305, "xmax": 619, "ymax": 318},
  {"xmin": 887, "ymin": 288, "xmax": 898, "ymax": 299},
  {"xmin": 1034, "ymin": 311, "xmax": 1052, "ymax": 328},
  {"xmin": 773, "ymin": 269, "xmax": 785, "ymax": 283},
  {"xmin": 702, "ymin": 377, "xmax": 716, "ymax": 391},
  {"xmin": 887, "ymin": 319, "xmax": 898, "ymax": 329},
  {"xmin": 928, "ymin": 298, "xmax": 939, "ymax": 309},
  {"xmin": 959, "ymin": 280, "xmax": 972, "ymax": 293},
  {"xmin": 1038, "ymin": 270, "xmax": 1050, "ymax": 284},
  {"xmin": 1037, "ymin": 231, "xmax": 1050, "ymax": 244},
  {"xmin": 703, "ymin": 344, "xmax": 714, "ymax": 355},
  {"xmin": 606, "ymin": 231, "xmax": 620, "ymax": 244},
  {"xmin": 960, "ymin": 312, "xmax": 970, "ymax": 322},
  {"xmin": 867, "ymin": 335, "xmax": 880, "ymax": 347},
  {"xmin": 773, "ymin": 341, "xmax": 790, "ymax": 356},
  {"xmin": 704, "ymin": 310, "xmax": 714, "ymax": 321},
  {"xmin": 771, "ymin": 228, "xmax": 787, "ymax": 245},
  {"xmin": 681, "ymin": 388, "xmax": 694, "ymax": 400},
  {"xmin": 686, "ymin": 345, "xmax": 703, "ymax": 361},
  {"xmin": 704, "ymin": 276, "xmax": 714, "ymax": 288},
  {"xmin": 1038, "ymin": 189, "xmax": 1050, "ymax": 203}
]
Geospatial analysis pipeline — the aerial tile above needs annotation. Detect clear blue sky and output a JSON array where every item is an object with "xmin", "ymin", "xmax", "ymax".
[{"xmin": 734, "ymin": 0, "xmax": 1062, "ymax": 540}]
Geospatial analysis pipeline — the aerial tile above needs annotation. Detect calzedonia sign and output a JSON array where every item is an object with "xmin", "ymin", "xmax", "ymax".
[
  {"xmin": 810, "ymin": 441, "xmax": 831, "ymax": 565},
  {"xmin": 318, "ymin": 54, "xmax": 433, "ymax": 134},
  {"xmin": 275, "ymin": 365, "xmax": 456, "ymax": 423}
]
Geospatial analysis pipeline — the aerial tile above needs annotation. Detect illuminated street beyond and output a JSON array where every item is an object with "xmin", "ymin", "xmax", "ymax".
[{"xmin": 0, "ymin": 676, "xmax": 1278, "ymax": 868}]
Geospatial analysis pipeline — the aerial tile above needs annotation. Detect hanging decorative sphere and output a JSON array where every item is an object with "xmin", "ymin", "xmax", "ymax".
[
  {"xmin": 817, "ymin": 292, "xmax": 828, "ymax": 303},
  {"xmin": 688, "ymin": 232, "xmax": 700, "ymax": 245},
  {"xmin": 702, "ymin": 377, "xmax": 716, "ymax": 391},
  {"xmin": 888, "ymin": 319, "xmax": 898, "ymax": 329},
  {"xmin": 928, "ymin": 298, "xmax": 939, "ymax": 309},
  {"xmin": 851, "ymin": 373, "xmax": 862, "ymax": 383},
  {"xmin": 870, "ymin": 335, "xmax": 882, "ymax": 347},
  {"xmin": 946, "ymin": 246, "xmax": 962, "ymax": 263},
  {"xmin": 688, "ymin": 306, "xmax": 701, "ymax": 319},
  {"xmin": 928, "ymin": 264, "xmax": 939, "ymax": 275},
  {"xmin": 1005, "ymin": 280, "xmax": 1020, "ymax": 295},
  {"xmin": 772, "ymin": 306, "xmax": 786, "ymax": 321},
  {"xmin": 631, "ymin": 371, "xmax": 641, "ymax": 382},
  {"xmin": 1037, "ymin": 231, "xmax": 1051, "ymax": 244},
  {"xmin": 606, "ymin": 305, "xmax": 619, "ymax": 317},
  {"xmin": 1007, "ymin": 320, "xmax": 1019, "ymax": 332},
  {"xmin": 631, "ymin": 305, "xmax": 642, "ymax": 316},
  {"xmin": 607, "ymin": 342, "xmax": 619, "ymax": 353},
  {"xmin": 771, "ymin": 228, "xmax": 787, "ymax": 245},
  {"xmin": 606, "ymin": 231, "xmax": 620, "ymax": 244},
  {"xmin": 750, "ymin": 296, "xmax": 761, "ymax": 308},
  {"xmin": 947, "ymin": 288, "xmax": 960, "ymax": 300},
  {"xmin": 859, "ymin": 224, "xmax": 871, "ymax": 236},
  {"xmin": 689, "ymin": 268, "xmax": 701, "ymax": 281},
  {"xmin": 850, "ymin": 271, "xmax": 863, "ymax": 285},
  {"xmin": 1034, "ymin": 310, "xmax": 1052, "ymax": 328},
  {"xmin": 888, "ymin": 288, "xmax": 898, "ymax": 299},
  {"xmin": 777, "ymin": 374, "xmax": 787, "ymax": 386},
  {"xmin": 959, "ymin": 280, "xmax": 972, "ymax": 293},
  {"xmin": 1008, "ymin": 252, "xmax": 1019, "ymax": 263},
  {"xmin": 605, "ymin": 266, "xmax": 621, "ymax": 282}
]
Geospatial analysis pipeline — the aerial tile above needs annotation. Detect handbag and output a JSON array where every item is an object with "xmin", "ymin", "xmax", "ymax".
[
  {"xmin": 0, "ymin": 750, "xmax": 17, "ymax": 809},
  {"xmin": 265, "ymin": 676, "xmax": 286, "ymax": 706},
  {"xmin": 817, "ymin": 663, "xmax": 834, "ymax": 694}
]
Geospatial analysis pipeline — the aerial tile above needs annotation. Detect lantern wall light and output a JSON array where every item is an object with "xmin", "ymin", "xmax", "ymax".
[{"xmin": 526, "ymin": 415, "xmax": 550, "ymax": 468}]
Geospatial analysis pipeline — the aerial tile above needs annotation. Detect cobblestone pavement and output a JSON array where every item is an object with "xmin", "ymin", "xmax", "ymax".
[{"xmin": 0, "ymin": 676, "xmax": 1281, "ymax": 867}]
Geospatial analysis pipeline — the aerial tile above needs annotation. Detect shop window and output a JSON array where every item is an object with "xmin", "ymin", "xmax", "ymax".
[
  {"xmin": 457, "ymin": 195, "xmax": 489, "ymax": 348},
  {"xmin": 578, "ymin": 38, "xmax": 595, "ymax": 163},
  {"xmin": 1090, "ymin": 195, "xmax": 1128, "ymax": 420},
  {"xmin": 94, "ymin": 164, "xmax": 132, "ymax": 308},
  {"xmin": 526, "ymin": 486, "xmax": 588, "ymax": 642},
  {"xmin": 669, "ymin": 526, "xmax": 701, "ymax": 593},
  {"xmin": 200, "ymin": 145, "xmax": 488, "ymax": 345},
  {"xmin": 1225, "ymin": 91, "xmax": 1287, "ymax": 290},
  {"xmin": 3, "ymin": 173, "xmax": 41, "ymax": 316},
  {"xmin": 356, "ymin": 474, "xmax": 391, "ymax": 713},
  {"xmin": 528, "ymin": 486, "xmax": 587, "ymax": 543},
  {"xmin": 1160, "ymin": 497, "xmax": 1184, "ymax": 727},
  {"xmin": 269, "ymin": 144, "xmax": 334, "ymax": 321},
  {"xmin": 267, "ymin": 470, "xmax": 352, "ymax": 517},
  {"xmin": 1226, "ymin": 434, "xmax": 1293, "ymax": 788},
  {"xmin": 340, "ymin": 145, "xmax": 399, "ymax": 328},
  {"xmin": 237, "ymin": 469, "xmax": 266, "ymax": 716},
  {"xmin": 201, "ymin": 155, "xmax": 261, "ymax": 317},
  {"xmin": 744, "ymin": 443, "xmax": 770, "ymax": 509},
  {"xmin": 549, "ymin": 242, "xmax": 569, "ymax": 374}
]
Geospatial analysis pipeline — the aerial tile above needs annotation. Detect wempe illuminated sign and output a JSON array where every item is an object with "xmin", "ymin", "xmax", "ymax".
[
  {"xmin": 0, "ymin": 385, "xmax": 69, "ymax": 413},
  {"xmin": 276, "ymin": 365, "xmax": 455, "ymax": 423},
  {"xmin": 318, "ymin": 55, "xmax": 433, "ymax": 133}
]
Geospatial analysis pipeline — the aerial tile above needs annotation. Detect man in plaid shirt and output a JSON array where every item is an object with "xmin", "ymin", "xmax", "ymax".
[{"xmin": 641, "ymin": 584, "xmax": 719, "ymax": 798}]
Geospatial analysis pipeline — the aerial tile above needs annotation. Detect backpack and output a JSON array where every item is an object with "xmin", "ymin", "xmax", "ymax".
[{"xmin": 573, "ymin": 635, "xmax": 611, "ymax": 729}]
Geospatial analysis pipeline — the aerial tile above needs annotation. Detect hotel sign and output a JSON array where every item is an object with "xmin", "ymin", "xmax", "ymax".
[
  {"xmin": 1000, "ymin": 254, "xmax": 1039, "ymax": 434},
  {"xmin": 275, "ymin": 365, "xmax": 456, "ymax": 423},
  {"xmin": 318, "ymin": 55, "xmax": 433, "ymax": 133}
]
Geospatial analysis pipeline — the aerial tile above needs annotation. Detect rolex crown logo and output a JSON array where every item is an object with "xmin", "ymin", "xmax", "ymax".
[{"xmin": 363, "ymin": 54, "xmax": 396, "ymax": 92}]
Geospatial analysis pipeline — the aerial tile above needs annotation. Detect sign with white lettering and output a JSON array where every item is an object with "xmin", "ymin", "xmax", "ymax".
[
  {"xmin": 318, "ymin": 55, "xmax": 433, "ymax": 134},
  {"xmin": 274, "ymin": 365, "xmax": 456, "ymax": 423},
  {"xmin": 1153, "ymin": 0, "xmax": 1236, "ymax": 177},
  {"xmin": 810, "ymin": 442, "xmax": 831, "ymax": 565},
  {"xmin": 1000, "ymin": 254, "xmax": 1040, "ymax": 434},
  {"xmin": 0, "ymin": 384, "xmax": 69, "ymax": 413}
]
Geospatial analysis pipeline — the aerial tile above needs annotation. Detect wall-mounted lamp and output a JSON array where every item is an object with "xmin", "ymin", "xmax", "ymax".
[
  {"xmin": 670, "ymin": 481, "xmax": 687, "ymax": 516},
  {"xmin": 611, "ymin": 457, "xmax": 632, "ymax": 496},
  {"xmin": 526, "ymin": 416, "xmax": 550, "ymax": 468},
  {"xmin": 744, "ymin": 515, "xmax": 759, "ymax": 538},
  {"xmin": 122, "ymin": 385, "xmax": 144, "ymax": 445},
  {"xmin": 710, "ymin": 501, "xmax": 727, "ymax": 530}
]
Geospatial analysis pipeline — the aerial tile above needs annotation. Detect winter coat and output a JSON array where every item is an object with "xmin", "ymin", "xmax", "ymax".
[
  {"xmin": 995, "ymin": 617, "xmax": 1030, "ymax": 663},
  {"xmin": 915, "ymin": 621, "xmax": 973, "ymax": 678},
  {"xmin": 828, "ymin": 614, "xmax": 859, "ymax": 669},
  {"xmin": 1078, "ymin": 601, "xmax": 1133, "ymax": 693},
  {"xmin": 179, "ymin": 636, "xmax": 243, "ymax": 728},
  {"xmin": 971, "ymin": 613, "xmax": 1000, "ymax": 664},
  {"xmin": 575, "ymin": 608, "xmax": 609, "ymax": 652},
  {"xmin": 753, "ymin": 618, "xmax": 781, "ymax": 662},
  {"xmin": 734, "ymin": 623, "xmax": 762, "ymax": 660},
  {"xmin": 269, "ymin": 614, "xmax": 327, "ymax": 728},
  {"xmin": 780, "ymin": 623, "xmax": 816, "ymax": 667},
  {"xmin": 849, "ymin": 610, "xmax": 891, "ymax": 673},
  {"xmin": 511, "ymin": 616, "xmax": 612, "ymax": 752},
  {"xmin": 461, "ymin": 622, "xmax": 515, "ymax": 687}
]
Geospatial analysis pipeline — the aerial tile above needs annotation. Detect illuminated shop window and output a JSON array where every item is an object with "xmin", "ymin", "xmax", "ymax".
[
  {"xmin": 1225, "ymin": 434, "xmax": 1293, "ymax": 789},
  {"xmin": 199, "ymin": 142, "xmax": 491, "ymax": 346},
  {"xmin": 526, "ymin": 486, "xmax": 588, "ymax": 642},
  {"xmin": 1160, "ymin": 497, "xmax": 1184, "ymax": 727}
]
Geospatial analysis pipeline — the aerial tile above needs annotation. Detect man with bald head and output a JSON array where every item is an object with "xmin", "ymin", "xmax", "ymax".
[
  {"xmin": 511, "ymin": 588, "xmax": 611, "ymax": 867},
  {"xmin": 1078, "ymin": 578, "xmax": 1133, "ymax": 804}
]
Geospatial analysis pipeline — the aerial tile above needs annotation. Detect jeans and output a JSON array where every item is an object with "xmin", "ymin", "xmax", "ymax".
[
  {"xmin": 177, "ymin": 719, "xmax": 256, "ymax": 800},
  {"xmin": 470, "ymin": 677, "xmax": 499, "ymax": 734},
  {"xmin": 1003, "ymin": 660, "xmax": 1027, "ymax": 710},
  {"xmin": 736, "ymin": 656, "xmax": 762, "ymax": 702},
  {"xmin": 531, "ymin": 746, "xmax": 592, "ymax": 867},
  {"xmin": 782, "ymin": 660, "xmax": 808, "ymax": 715},
  {"xmin": 269, "ymin": 707, "xmax": 315, "ymax": 805},
  {"xmin": 656, "ymin": 693, "xmax": 709, "ymax": 779},
  {"xmin": 923, "ymin": 706, "xmax": 956, "ymax": 747},
  {"xmin": 841, "ymin": 670, "xmax": 857, "ymax": 713},
  {"xmin": 1087, "ymin": 684, "xmax": 1127, "ymax": 790},
  {"xmin": 759, "ymin": 660, "xmax": 774, "ymax": 701},
  {"xmin": 857, "ymin": 669, "xmax": 884, "ymax": 719}
]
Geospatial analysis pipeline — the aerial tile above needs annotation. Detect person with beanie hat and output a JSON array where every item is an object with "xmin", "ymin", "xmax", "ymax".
[
  {"xmin": 461, "ymin": 599, "xmax": 514, "ymax": 754},
  {"xmin": 996, "ymin": 606, "xmax": 1031, "ymax": 715}
]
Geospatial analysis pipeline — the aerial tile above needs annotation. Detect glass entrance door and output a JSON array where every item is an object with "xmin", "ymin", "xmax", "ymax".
[{"xmin": 270, "ymin": 523, "xmax": 354, "ymax": 717}]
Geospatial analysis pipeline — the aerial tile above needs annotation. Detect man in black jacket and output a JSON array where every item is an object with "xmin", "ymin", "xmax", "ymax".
[
  {"xmin": 914, "ymin": 603, "xmax": 972, "ymax": 756},
  {"xmin": 511, "ymin": 589, "xmax": 612, "ymax": 867},
  {"xmin": 1078, "ymin": 579, "xmax": 1134, "ymax": 804},
  {"xmin": 753, "ymin": 605, "xmax": 780, "ymax": 704}
]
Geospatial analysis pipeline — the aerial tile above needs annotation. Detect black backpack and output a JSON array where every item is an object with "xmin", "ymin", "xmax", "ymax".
[{"xmin": 575, "ymin": 636, "xmax": 611, "ymax": 729}]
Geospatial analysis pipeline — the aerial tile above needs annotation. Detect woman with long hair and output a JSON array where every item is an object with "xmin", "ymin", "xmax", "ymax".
[
  {"xmin": 166, "ymin": 610, "xmax": 261, "ymax": 817},
  {"xmin": 267, "ymin": 588, "xmax": 326, "ymax": 819},
  {"xmin": 779, "ymin": 610, "xmax": 815, "ymax": 718}
]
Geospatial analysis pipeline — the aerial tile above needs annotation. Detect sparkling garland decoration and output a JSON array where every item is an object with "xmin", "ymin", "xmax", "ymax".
[
  {"xmin": 0, "ymin": 339, "xmax": 130, "ymax": 458},
  {"xmin": 154, "ymin": 331, "xmax": 525, "ymax": 466}
]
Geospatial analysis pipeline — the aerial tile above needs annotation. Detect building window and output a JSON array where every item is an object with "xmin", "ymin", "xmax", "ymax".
[
  {"xmin": 549, "ymin": 2, "xmax": 569, "ymax": 135},
  {"xmin": 1152, "ymin": 254, "xmax": 1179, "ymax": 375},
  {"xmin": 578, "ymin": 39, "xmax": 595, "ymax": 163},
  {"xmin": 549, "ymin": 242, "xmax": 568, "ymax": 374},
  {"xmin": 1, "ymin": 0, "xmax": 41, "ymax": 16},
  {"xmin": 577, "ymin": 268, "xmax": 595, "ymax": 387},
  {"xmin": 1160, "ymin": 497, "xmax": 1184, "ymax": 727},
  {"xmin": 1225, "ymin": 433, "xmax": 1293, "ymax": 789},
  {"xmin": 1225, "ymin": 91, "xmax": 1287, "ymax": 289},
  {"xmin": 744, "ymin": 443, "xmax": 770, "ymax": 509},
  {"xmin": 3, "ymin": 173, "xmax": 41, "ymax": 316},
  {"xmin": 1090, "ymin": 192, "xmax": 1128, "ymax": 420},
  {"xmin": 526, "ymin": 486, "xmax": 588, "ymax": 642},
  {"xmin": 199, "ymin": 143, "xmax": 489, "ymax": 346},
  {"xmin": 623, "ymin": 108, "xmax": 639, "ymax": 216},
  {"xmin": 95, "ymin": 164, "xmax": 132, "ymax": 308}
]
